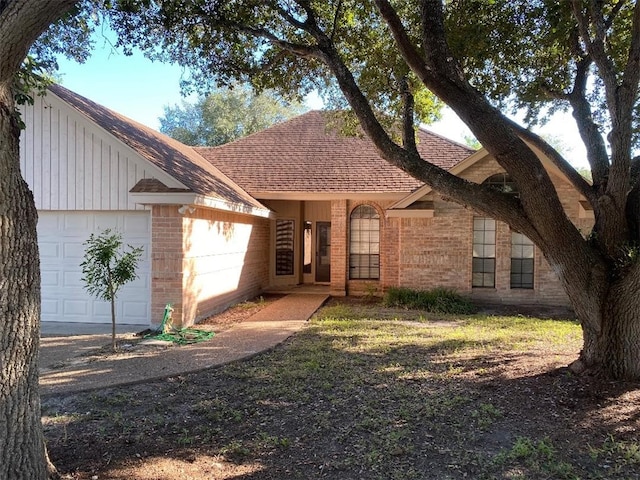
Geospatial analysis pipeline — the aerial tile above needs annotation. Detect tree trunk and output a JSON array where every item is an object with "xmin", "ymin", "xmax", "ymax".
[
  {"xmin": 573, "ymin": 269, "xmax": 640, "ymax": 380},
  {"xmin": 0, "ymin": 87, "xmax": 49, "ymax": 478}
]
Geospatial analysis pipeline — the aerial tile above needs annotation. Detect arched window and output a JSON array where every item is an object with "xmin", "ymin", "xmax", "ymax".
[
  {"xmin": 349, "ymin": 205, "xmax": 380, "ymax": 280},
  {"xmin": 484, "ymin": 173, "xmax": 519, "ymax": 197}
]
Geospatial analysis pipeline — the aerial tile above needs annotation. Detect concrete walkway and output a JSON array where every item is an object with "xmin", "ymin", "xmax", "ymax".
[{"xmin": 39, "ymin": 293, "xmax": 329, "ymax": 396}]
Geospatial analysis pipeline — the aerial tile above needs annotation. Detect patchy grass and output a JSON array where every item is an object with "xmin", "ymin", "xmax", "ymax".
[{"xmin": 42, "ymin": 298, "xmax": 640, "ymax": 480}]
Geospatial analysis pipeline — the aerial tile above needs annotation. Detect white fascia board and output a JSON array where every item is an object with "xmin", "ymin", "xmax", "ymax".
[
  {"xmin": 388, "ymin": 148, "xmax": 490, "ymax": 210},
  {"xmin": 385, "ymin": 209, "xmax": 434, "ymax": 218},
  {"xmin": 129, "ymin": 192, "xmax": 275, "ymax": 219},
  {"xmin": 254, "ymin": 191, "xmax": 407, "ymax": 201}
]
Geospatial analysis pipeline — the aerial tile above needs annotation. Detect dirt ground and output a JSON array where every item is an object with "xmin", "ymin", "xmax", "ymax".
[{"xmin": 42, "ymin": 297, "xmax": 640, "ymax": 480}]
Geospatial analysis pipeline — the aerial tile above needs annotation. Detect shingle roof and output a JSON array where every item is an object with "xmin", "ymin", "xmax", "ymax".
[
  {"xmin": 48, "ymin": 84, "xmax": 266, "ymax": 212},
  {"xmin": 195, "ymin": 111, "xmax": 474, "ymax": 196}
]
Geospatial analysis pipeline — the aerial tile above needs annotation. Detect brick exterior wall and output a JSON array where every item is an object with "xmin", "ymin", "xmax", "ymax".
[
  {"xmin": 334, "ymin": 157, "xmax": 594, "ymax": 308},
  {"xmin": 151, "ymin": 205, "xmax": 270, "ymax": 327},
  {"xmin": 151, "ymin": 206, "xmax": 185, "ymax": 325},
  {"xmin": 330, "ymin": 200, "xmax": 348, "ymax": 296},
  {"xmin": 396, "ymin": 203, "xmax": 473, "ymax": 293}
]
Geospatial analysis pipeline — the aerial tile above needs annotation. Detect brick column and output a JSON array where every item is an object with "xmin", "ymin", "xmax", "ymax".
[
  {"xmin": 151, "ymin": 205, "xmax": 185, "ymax": 327},
  {"xmin": 382, "ymin": 215, "xmax": 399, "ymax": 291},
  {"xmin": 330, "ymin": 199, "xmax": 347, "ymax": 296}
]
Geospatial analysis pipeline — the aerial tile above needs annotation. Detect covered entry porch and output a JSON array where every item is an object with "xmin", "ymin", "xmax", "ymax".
[{"xmin": 264, "ymin": 200, "xmax": 337, "ymax": 291}]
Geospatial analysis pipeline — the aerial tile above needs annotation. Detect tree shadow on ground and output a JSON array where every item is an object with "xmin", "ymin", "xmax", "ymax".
[{"xmin": 42, "ymin": 321, "xmax": 640, "ymax": 480}]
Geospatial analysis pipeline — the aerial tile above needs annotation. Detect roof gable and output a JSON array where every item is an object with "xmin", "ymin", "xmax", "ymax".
[
  {"xmin": 388, "ymin": 144, "xmax": 581, "ymax": 213},
  {"xmin": 48, "ymin": 84, "xmax": 267, "ymax": 214},
  {"xmin": 195, "ymin": 111, "xmax": 475, "ymax": 197}
]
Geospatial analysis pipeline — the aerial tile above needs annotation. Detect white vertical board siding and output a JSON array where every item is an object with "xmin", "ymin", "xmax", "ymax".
[
  {"xmin": 38, "ymin": 211, "xmax": 151, "ymax": 325},
  {"xmin": 19, "ymin": 91, "xmax": 183, "ymax": 211}
]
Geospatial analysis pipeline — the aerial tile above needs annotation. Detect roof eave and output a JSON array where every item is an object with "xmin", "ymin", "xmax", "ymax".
[
  {"xmin": 253, "ymin": 191, "xmax": 410, "ymax": 201},
  {"xmin": 129, "ymin": 192, "xmax": 275, "ymax": 219},
  {"xmin": 387, "ymin": 148, "xmax": 489, "ymax": 210}
]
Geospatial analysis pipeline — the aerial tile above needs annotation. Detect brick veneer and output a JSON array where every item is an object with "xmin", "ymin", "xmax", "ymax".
[
  {"xmin": 330, "ymin": 200, "xmax": 347, "ymax": 296},
  {"xmin": 333, "ymin": 157, "xmax": 593, "ymax": 307},
  {"xmin": 151, "ymin": 205, "xmax": 270, "ymax": 327}
]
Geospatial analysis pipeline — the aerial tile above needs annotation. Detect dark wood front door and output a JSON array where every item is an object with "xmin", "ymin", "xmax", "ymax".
[{"xmin": 316, "ymin": 222, "xmax": 331, "ymax": 282}]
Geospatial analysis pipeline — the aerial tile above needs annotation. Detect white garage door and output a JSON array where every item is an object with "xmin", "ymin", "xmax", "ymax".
[{"xmin": 38, "ymin": 211, "xmax": 151, "ymax": 325}]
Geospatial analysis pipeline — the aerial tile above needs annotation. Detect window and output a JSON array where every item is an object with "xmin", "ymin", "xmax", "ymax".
[
  {"xmin": 350, "ymin": 205, "xmax": 380, "ymax": 279},
  {"xmin": 484, "ymin": 173, "xmax": 519, "ymax": 197},
  {"xmin": 303, "ymin": 221, "xmax": 312, "ymax": 274},
  {"xmin": 472, "ymin": 217, "xmax": 496, "ymax": 288},
  {"xmin": 275, "ymin": 219, "xmax": 295, "ymax": 276},
  {"xmin": 511, "ymin": 232, "xmax": 534, "ymax": 289}
]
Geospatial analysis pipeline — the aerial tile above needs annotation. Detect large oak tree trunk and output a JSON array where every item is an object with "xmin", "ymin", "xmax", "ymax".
[
  {"xmin": 0, "ymin": 3, "xmax": 79, "ymax": 477},
  {"xmin": 0, "ymin": 86, "xmax": 49, "ymax": 478},
  {"xmin": 573, "ymin": 269, "xmax": 640, "ymax": 380}
]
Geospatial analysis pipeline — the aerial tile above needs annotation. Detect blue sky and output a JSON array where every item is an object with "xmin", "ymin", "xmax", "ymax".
[{"xmin": 54, "ymin": 40, "xmax": 587, "ymax": 167}]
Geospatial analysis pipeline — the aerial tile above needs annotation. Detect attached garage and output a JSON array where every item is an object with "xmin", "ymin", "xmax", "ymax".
[
  {"xmin": 37, "ymin": 211, "xmax": 151, "ymax": 325},
  {"xmin": 20, "ymin": 85, "xmax": 273, "ymax": 330}
]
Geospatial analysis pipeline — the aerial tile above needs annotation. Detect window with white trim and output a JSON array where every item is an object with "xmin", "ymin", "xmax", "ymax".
[
  {"xmin": 275, "ymin": 219, "xmax": 295, "ymax": 276},
  {"xmin": 349, "ymin": 205, "xmax": 380, "ymax": 280},
  {"xmin": 511, "ymin": 232, "xmax": 534, "ymax": 289},
  {"xmin": 472, "ymin": 217, "xmax": 496, "ymax": 288}
]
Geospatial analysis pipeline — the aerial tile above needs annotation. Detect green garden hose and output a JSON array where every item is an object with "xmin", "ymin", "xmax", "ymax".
[{"xmin": 144, "ymin": 303, "xmax": 215, "ymax": 345}]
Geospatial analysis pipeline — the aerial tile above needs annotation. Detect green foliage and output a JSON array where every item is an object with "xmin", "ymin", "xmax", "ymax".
[
  {"xmin": 383, "ymin": 287, "xmax": 476, "ymax": 314},
  {"xmin": 463, "ymin": 134, "xmax": 481, "ymax": 150},
  {"xmin": 589, "ymin": 435, "xmax": 640, "ymax": 469},
  {"xmin": 493, "ymin": 436, "xmax": 577, "ymax": 479},
  {"xmin": 81, "ymin": 229, "xmax": 143, "ymax": 302},
  {"xmin": 18, "ymin": 0, "xmax": 106, "ymax": 128},
  {"xmin": 12, "ymin": 56, "xmax": 55, "ymax": 129},
  {"xmin": 106, "ymin": 0, "xmax": 444, "ymax": 128},
  {"xmin": 80, "ymin": 229, "xmax": 143, "ymax": 349},
  {"xmin": 445, "ymin": 0, "xmax": 638, "ymax": 139},
  {"xmin": 102, "ymin": 0, "xmax": 638, "ymax": 146},
  {"xmin": 160, "ymin": 84, "xmax": 303, "ymax": 146},
  {"xmin": 30, "ymin": 0, "xmax": 105, "ymax": 67}
]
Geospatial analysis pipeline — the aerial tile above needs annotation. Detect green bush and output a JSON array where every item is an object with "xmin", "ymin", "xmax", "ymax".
[{"xmin": 382, "ymin": 287, "xmax": 476, "ymax": 314}]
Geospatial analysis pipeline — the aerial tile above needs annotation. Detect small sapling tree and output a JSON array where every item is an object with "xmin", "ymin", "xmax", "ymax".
[{"xmin": 81, "ymin": 229, "xmax": 144, "ymax": 351}]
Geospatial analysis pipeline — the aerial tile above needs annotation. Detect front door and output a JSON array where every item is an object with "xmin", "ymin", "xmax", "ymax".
[{"xmin": 316, "ymin": 222, "xmax": 331, "ymax": 282}]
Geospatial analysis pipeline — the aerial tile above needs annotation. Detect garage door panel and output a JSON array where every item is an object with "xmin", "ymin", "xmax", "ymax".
[
  {"xmin": 38, "ymin": 214, "xmax": 61, "ymax": 232},
  {"xmin": 63, "ymin": 270, "xmax": 84, "ymax": 288},
  {"xmin": 39, "ymin": 211, "xmax": 151, "ymax": 325},
  {"xmin": 92, "ymin": 213, "xmax": 120, "ymax": 231},
  {"xmin": 63, "ymin": 299, "xmax": 89, "ymax": 316},
  {"xmin": 63, "ymin": 214, "xmax": 90, "ymax": 234},
  {"xmin": 41, "ymin": 270, "xmax": 59, "ymax": 286},
  {"xmin": 63, "ymin": 241, "xmax": 85, "ymax": 260},
  {"xmin": 40, "ymin": 242, "xmax": 60, "ymax": 260},
  {"xmin": 92, "ymin": 301, "xmax": 111, "ymax": 317},
  {"xmin": 127, "ymin": 275, "xmax": 149, "ymax": 289},
  {"xmin": 122, "ymin": 301, "xmax": 148, "ymax": 318},
  {"xmin": 42, "ymin": 299, "xmax": 59, "ymax": 315}
]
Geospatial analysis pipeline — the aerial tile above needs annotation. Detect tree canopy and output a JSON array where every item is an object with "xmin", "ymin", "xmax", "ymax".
[{"xmin": 159, "ymin": 84, "xmax": 304, "ymax": 146}]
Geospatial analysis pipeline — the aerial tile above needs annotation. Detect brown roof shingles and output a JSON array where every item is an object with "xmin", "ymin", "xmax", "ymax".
[
  {"xmin": 195, "ymin": 111, "xmax": 474, "ymax": 196},
  {"xmin": 49, "ymin": 84, "xmax": 266, "ymax": 212},
  {"xmin": 51, "ymin": 85, "xmax": 474, "ymax": 206}
]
